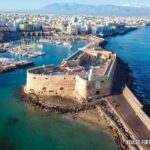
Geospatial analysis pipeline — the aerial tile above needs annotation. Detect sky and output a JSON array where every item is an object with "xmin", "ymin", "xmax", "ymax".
[{"xmin": 0, "ymin": 0, "xmax": 150, "ymax": 10}]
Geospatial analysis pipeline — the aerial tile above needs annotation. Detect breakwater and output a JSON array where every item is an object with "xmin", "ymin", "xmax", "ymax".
[
  {"xmin": 21, "ymin": 89, "xmax": 139, "ymax": 150},
  {"xmin": 97, "ymin": 99, "xmax": 140, "ymax": 150},
  {"xmin": 123, "ymin": 86, "xmax": 150, "ymax": 132},
  {"xmin": 22, "ymin": 93, "xmax": 97, "ymax": 114}
]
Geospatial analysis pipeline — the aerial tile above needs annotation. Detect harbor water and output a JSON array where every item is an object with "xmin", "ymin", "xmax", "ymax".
[{"xmin": 0, "ymin": 40, "xmax": 118, "ymax": 150}]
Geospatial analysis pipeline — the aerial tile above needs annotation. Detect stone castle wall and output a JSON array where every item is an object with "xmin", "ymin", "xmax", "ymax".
[
  {"xmin": 26, "ymin": 57, "xmax": 117, "ymax": 101},
  {"xmin": 87, "ymin": 56, "xmax": 117, "ymax": 99},
  {"xmin": 123, "ymin": 86, "xmax": 150, "ymax": 131},
  {"xmin": 75, "ymin": 75, "xmax": 88, "ymax": 99},
  {"xmin": 26, "ymin": 72, "xmax": 76, "ymax": 99},
  {"xmin": 102, "ymin": 57, "xmax": 117, "ymax": 95}
]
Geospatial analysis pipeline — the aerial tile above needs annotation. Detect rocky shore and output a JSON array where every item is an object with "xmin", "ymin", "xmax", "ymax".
[
  {"xmin": 97, "ymin": 99, "xmax": 140, "ymax": 150},
  {"xmin": 19, "ymin": 88, "xmax": 140, "ymax": 150},
  {"xmin": 20, "ymin": 92, "xmax": 97, "ymax": 114}
]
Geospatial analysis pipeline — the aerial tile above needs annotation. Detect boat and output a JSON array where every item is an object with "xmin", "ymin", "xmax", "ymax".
[
  {"xmin": 37, "ymin": 44, "xmax": 43, "ymax": 48},
  {"xmin": 16, "ymin": 60, "xmax": 34, "ymax": 68},
  {"xmin": 36, "ymin": 51, "xmax": 46, "ymax": 56},
  {"xmin": 55, "ymin": 41, "xmax": 62, "ymax": 45},
  {"xmin": 39, "ymin": 39, "xmax": 49, "ymax": 43},
  {"xmin": 63, "ymin": 42, "xmax": 72, "ymax": 49},
  {"xmin": 0, "ymin": 49, "xmax": 7, "ymax": 53},
  {"xmin": 69, "ymin": 45, "xmax": 72, "ymax": 49},
  {"xmin": 28, "ymin": 53, "xmax": 38, "ymax": 58}
]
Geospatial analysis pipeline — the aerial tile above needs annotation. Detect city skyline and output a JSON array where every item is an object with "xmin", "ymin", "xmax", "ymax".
[{"xmin": 0, "ymin": 0, "xmax": 150, "ymax": 10}]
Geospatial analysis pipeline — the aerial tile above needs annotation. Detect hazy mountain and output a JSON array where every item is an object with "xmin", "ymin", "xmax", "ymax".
[{"xmin": 41, "ymin": 3, "xmax": 150, "ymax": 16}]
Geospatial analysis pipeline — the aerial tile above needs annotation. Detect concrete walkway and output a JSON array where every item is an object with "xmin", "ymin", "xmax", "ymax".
[{"xmin": 107, "ymin": 95, "xmax": 150, "ymax": 149}]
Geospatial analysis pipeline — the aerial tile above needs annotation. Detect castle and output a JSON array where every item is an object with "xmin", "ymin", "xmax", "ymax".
[{"xmin": 25, "ymin": 36, "xmax": 116, "ymax": 102}]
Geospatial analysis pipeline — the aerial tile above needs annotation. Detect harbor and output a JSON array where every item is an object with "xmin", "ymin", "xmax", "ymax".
[
  {"xmin": 7, "ymin": 39, "xmax": 46, "ymax": 58},
  {"xmin": 0, "ymin": 42, "xmax": 12, "ymax": 53},
  {"xmin": 0, "ymin": 38, "xmax": 47, "ymax": 73},
  {"xmin": 0, "ymin": 36, "xmax": 88, "ymax": 73},
  {"xmin": 1, "ymin": 39, "xmax": 110, "ymax": 150}
]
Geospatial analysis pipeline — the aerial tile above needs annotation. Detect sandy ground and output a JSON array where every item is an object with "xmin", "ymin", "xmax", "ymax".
[{"xmin": 63, "ymin": 109, "xmax": 111, "ymax": 134}]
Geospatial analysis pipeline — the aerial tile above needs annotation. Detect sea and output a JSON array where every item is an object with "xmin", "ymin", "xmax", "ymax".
[
  {"xmin": 105, "ymin": 27, "xmax": 150, "ymax": 105},
  {"xmin": 0, "ymin": 40, "xmax": 118, "ymax": 150}
]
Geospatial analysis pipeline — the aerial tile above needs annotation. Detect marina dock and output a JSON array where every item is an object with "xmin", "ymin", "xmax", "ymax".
[{"xmin": 0, "ymin": 57, "xmax": 34, "ymax": 73}]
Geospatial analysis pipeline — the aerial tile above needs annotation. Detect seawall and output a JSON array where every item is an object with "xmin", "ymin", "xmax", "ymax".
[{"xmin": 123, "ymin": 86, "xmax": 150, "ymax": 132}]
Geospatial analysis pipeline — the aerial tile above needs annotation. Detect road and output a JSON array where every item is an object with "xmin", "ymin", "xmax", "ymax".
[
  {"xmin": 108, "ymin": 58, "xmax": 150, "ymax": 149},
  {"xmin": 107, "ymin": 95, "xmax": 150, "ymax": 140}
]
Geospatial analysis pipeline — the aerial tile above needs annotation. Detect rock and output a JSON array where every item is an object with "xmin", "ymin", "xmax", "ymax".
[{"xmin": 6, "ymin": 117, "xmax": 19, "ymax": 126}]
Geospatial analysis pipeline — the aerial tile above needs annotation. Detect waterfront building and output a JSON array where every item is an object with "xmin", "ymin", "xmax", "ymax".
[
  {"xmin": 67, "ymin": 24, "xmax": 79, "ymax": 35},
  {"xmin": 18, "ymin": 23, "xmax": 42, "ymax": 32},
  {"xmin": 8, "ymin": 23, "xmax": 17, "ymax": 32},
  {"xmin": 0, "ymin": 25, "xmax": 9, "ymax": 32}
]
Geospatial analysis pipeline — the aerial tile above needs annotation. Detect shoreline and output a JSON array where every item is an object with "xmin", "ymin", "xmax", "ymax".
[
  {"xmin": 100, "ymin": 28, "xmax": 150, "ymax": 115},
  {"xmin": 18, "ymin": 28, "xmax": 150, "ymax": 150},
  {"xmin": 98, "ymin": 27, "xmax": 138, "ymax": 39},
  {"xmin": 101, "ymin": 38, "xmax": 136, "ymax": 92},
  {"xmin": 19, "ymin": 90, "xmax": 133, "ymax": 150}
]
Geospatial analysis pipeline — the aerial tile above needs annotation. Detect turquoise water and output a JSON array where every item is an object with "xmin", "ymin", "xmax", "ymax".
[
  {"xmin": 0, "ymin": 41, "xmax": 118, "ymax": 150},
  {"xmin": 105, "ymin": 28, "xmax": 150, "ymax": 104}
]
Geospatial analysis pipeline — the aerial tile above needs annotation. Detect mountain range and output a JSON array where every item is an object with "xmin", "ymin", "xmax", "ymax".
[{"xmin": 40, "ymin": 3, "xmax": 150, "ymax": 16}]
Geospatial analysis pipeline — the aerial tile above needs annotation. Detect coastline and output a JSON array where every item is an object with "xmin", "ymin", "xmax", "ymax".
[
  {"xmin": 20, "ymin": 91, "xmax": 132, "ymax": 150},
  {"xmin": 98, "ymin": 27, "xmax": 138, "ymax": 39},
  {"xmin": 100, "ymin": 31, "xmax": 137, "ymax": 91},
  {"xmin": 101, "ymin": 28, "xmax": 150, "ymax": 116},
  {"xmin": 20, "ymin": 28, "xmax": 150, "ymax": 150}
]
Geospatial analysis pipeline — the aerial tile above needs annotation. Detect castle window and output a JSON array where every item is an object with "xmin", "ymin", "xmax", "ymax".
[
  {"xmin": 43, "ymin": 87, "xmax": 47, "ymax": 90},
  {"xmin": 45, "ymin": 78, "xmax": 48, "ymax": 80},
  {"xmin": 95, "ymin": 81, "xmax": 101, "ymax": 89},
  {"xmin": 96, "ymin": 91, "xmax": 100, "ymax": 95},
  {"xmin": 101, "ymin": 81, "xmax": 104, "ymax": 83},
  {"xmin": 49, "ymin": 90, "xmax": 54, "ymax": 93},
  {"xmin": 60, "ymin": 87, "xmax": 64, "ymax": 90},
  {"xmin": 33, "ymin": 77, "xmax": 36, "ymax": 79}
]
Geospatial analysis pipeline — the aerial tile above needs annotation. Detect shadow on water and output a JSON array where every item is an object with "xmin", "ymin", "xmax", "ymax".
[
  {"xmin": 111, "ymin": 57, "xmax": 150, "ymax": 117},
  {"xmin": 143, "ymin": 105, "xmax": 150, "ymax": 116},
  {"xmin": 111, "ymin": 57, "xmax": 136, "ymax": 95},
  {"xmin": 6, "ymin": 117, "xmax": 19, "ymax": 126},
  {"xmin": 0, "ymin": 136, "xmax": 15, "ymax": 150}
]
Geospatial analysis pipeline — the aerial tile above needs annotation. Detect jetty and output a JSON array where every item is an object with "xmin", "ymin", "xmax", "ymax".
[{"xmin": 0, "ymin": 57, "xmax": 34, "ymax": 73}]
